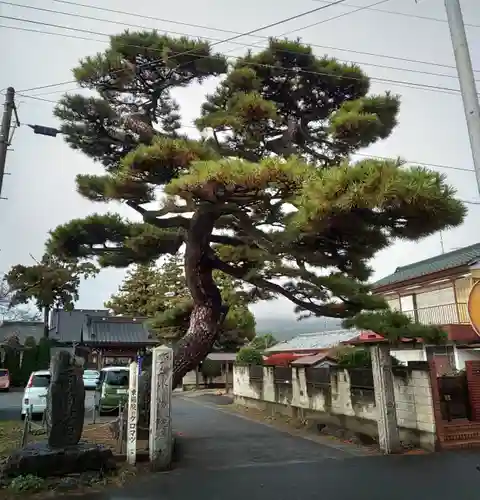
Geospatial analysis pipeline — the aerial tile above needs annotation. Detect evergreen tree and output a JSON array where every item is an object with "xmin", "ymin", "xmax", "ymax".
[
  {"xmin": 105, "ymin": 264, "xmax": 166, "ymax": 318},
  {"xmin": 44, "ymin": 33, "xmax": 465, "ymax": 388},
  {"xmin": 106, "ymin": 256, "xmax": 256, "ymax": 350},
  {"xmin": 249, "ymin": 334, "xmax": 278, "ymax": 351},
  {"xmin": 6, "ymin": 256, "xmax": 97, "ymax": 337},
  {"xmin": 20, "ymin": 336, "xmax": 38, "ymax": 385}
]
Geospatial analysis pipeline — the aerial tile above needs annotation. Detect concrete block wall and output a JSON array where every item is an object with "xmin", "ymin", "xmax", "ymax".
[{"xmin": 233, "ymin": 364, "xmax": 436, "ymax": 450}]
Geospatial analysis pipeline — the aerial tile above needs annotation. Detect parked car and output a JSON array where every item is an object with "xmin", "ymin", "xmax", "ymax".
[
  {"xmin": 21, "ymin": 370, "xmax": 51, "ymax": 420},
  {"xmin": 0, "ymin": 369, "xmax": 10, "ymax": 392},
  {"xmin": 83, "ymin": 369, "xmax": 100, "ymax": 390},
  {"xmin": 95, "ymin": 366, "xmax": 129, "ymax": 415}
]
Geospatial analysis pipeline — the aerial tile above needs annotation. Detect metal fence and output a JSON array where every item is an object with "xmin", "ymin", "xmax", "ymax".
[
  {"xmin": 346, "ymin": 367, "xmax": 375, "ymax": 402},
  {"xmin": 248, "ymin": 364, "xmax": 263, "ymax": 384},
  {"xmin": 438, "ymin": 372, "xmax": 472, "ymax": 421},
  {"xmin": 273, "ymin": 366, "xmax": 292, "ymax": 385}
]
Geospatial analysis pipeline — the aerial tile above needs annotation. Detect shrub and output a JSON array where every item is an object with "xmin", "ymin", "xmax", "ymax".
[
  {"xmin": 200, "ymin": 359, "xmax": 222, "ymax": 379},
  {"xmin": 36, "ymin": 337, "xmax": 52, "ymax": 370},
  {"xmin": 236, "ymin": 347, "xmax": 263, "ymax": 365},
  {"xmin": 8, "ymin": 474, "xmax": 45, "ymax": 493},
  {"xmin": 335, "ymin": 346, "xmax": 401, "ymax": 368}
]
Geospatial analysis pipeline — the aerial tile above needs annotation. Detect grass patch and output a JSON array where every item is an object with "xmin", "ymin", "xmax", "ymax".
[
  {"xmin": 0, "ymin": 422, "xmax": 25, "ymax": 457},
  {"xmin": 0, "ymin": 420, "xmax": 151, "ymax": 498}
]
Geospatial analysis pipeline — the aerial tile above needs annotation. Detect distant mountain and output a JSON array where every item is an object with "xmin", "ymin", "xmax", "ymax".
[{"xmin": 255, "ymin": 316, "xmax": 343, "ymax": 342}]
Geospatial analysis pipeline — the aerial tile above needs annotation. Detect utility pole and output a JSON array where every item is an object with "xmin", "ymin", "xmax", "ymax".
[
  {"xmin": 445, "ymin": 0, "xmax": 480, "ymax": 195},
  {"xmin": 0, "ymin": 87, "xmax": 15, "ymax": 199}
]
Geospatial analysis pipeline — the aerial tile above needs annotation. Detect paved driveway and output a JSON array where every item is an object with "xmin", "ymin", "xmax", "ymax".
[{"xmin": 97, "ymin": 394, "xmax": 480, "ymax": 500}]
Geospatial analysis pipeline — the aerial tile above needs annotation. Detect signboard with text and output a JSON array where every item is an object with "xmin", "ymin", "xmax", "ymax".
[{"xmin": 127, "ymin": 361, "xmax": 139, "ymax": 465}]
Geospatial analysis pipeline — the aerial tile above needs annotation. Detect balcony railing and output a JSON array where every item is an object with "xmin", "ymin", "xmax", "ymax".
[{"xmin": 402, "ymin": 302, "xmax": 469, "ymax": 326}]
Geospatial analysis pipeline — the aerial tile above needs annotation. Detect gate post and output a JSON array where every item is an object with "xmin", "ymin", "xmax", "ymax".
[
  {"xmin": 149, "ymin": 345, "xmax": 173, "ymax": 470},
  {"xmin": 466, "ymin": 360, "xmax": 480, "ymax": 421},
  {"xmin": 127, "ymin": 360, "xmax": 139, "ymax": 465},
  {"xmin": 371, "ymin": 344, "xmax": 401, "ymax": 454}
]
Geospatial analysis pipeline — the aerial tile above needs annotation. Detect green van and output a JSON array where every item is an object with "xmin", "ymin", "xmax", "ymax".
[{"xmin": 95, "ymin": 366, "xmax": 130, "ymax": 415}]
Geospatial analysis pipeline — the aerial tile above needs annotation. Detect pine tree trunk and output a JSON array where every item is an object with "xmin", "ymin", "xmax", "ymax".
[{"xmin": 172, "ymin": 206, "xmax": 222, "ymax": 389}]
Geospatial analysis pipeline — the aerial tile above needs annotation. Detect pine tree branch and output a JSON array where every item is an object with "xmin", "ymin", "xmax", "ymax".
[{"xmin": 211, "ymin": 256, "xmax": 347, "ymax": 318}]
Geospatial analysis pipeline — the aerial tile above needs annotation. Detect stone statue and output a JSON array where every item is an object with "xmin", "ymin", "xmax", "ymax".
[{"xmin": 46, "ymin": 351, "xmax": 86, "ymax": 448}]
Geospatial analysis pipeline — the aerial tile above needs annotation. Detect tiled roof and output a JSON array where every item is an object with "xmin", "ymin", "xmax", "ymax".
[
  {"xmin": 373, "ymin": 242, "xmax": 480, "ymax": 289},
  {"xmin": 50, "ymin": 309, "xmax": 109, "ymax": 343},
  {"xmin": 0, "ymin": 321, "xmax": 44, "ymax": 344},
  {"xmin": 290, "ymin": 352, "xmax": 337, "ymax": 366},
  {"xmin": 83, "ymin": 316, "xmax": 156, "ymax": 344},
  {"xmin": 264, "ymin": 329, "xmax": 359, "ymax": 353}
]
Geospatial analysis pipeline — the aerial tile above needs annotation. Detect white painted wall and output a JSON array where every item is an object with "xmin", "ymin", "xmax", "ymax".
[
  {"xmin": 391, "ymin": 348, "xmax": 426, "ymax": 365},
  {"xmin": 455, "ymin": 347, "xmax": 480, "ymax": 370}
]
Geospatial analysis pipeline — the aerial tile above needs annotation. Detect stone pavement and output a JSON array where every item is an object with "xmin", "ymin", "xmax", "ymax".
[{"xmin": 89, "ymin": 393, "xmax": 480, "ymax": 500}]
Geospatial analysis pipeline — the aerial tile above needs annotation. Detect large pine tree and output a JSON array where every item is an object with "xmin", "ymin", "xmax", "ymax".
[
  {"xmin": 105, "ymin": 256, "xmax": 256, "ymax": 350},
  {"xmin": 41, "ymin": 33, "xmax": 464, "ymax": 387}
]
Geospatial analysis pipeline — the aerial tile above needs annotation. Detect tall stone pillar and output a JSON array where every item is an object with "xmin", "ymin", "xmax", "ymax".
[
  {"xmin": 149, "ymin": 345, "xmax": 173, "ymax": 470},
  {"xmin": 371, "ymin": 344, "xmax": 401, "ymax": 454},
  {"xmin": 127, "ymin": 361, "xmax": 139, "ymax": 465}
]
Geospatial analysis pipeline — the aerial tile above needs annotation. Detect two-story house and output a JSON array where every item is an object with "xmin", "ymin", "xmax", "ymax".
[{"xmin": 373, "ymin": 242, "xmax": 480, "ymax": 375}]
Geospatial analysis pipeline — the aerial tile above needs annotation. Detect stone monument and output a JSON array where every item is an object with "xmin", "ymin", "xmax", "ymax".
[
  {"xmin": 2, "ymin": 350, "xmax": 115, "ymax": 479},
  {"xmin": 149, "ymin": 345, "xmax": 173, "ymax": 471},
  {"xmin": 46, "ymin": 351, "xmax": 86, "ymax": 448}
]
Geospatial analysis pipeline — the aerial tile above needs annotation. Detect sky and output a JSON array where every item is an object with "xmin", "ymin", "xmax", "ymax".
[{"xmin": 0, "ymin": 0, "xmax": 479, "ymax": 319}]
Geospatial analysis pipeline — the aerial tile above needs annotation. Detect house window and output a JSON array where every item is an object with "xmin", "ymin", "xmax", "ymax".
[
  {"xmin": 416, "ymin": 287, "xmax": 455, "ymax": 308},
  {"xmin": 386, "ymin": 297, "xmax": 401, "ymax": 311},
  {"xmin": 415, "ymin": 287, "xmax": 457, "ymax": 324}
]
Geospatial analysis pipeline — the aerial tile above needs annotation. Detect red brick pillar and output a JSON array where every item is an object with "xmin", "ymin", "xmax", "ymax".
[{"xmin": 466, "ymin": 361, "xmax": 480, "ymax": 421}]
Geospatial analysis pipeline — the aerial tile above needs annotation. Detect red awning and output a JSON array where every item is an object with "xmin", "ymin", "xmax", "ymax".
[{"xmin": 263, "ymin": 352, "xmax": 309, "ymax": 366}]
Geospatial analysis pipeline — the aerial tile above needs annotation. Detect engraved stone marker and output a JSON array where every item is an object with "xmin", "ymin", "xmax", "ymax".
[
  {"xmin": 46, "ymin": 351, "xmax": 85, "ymax": 448},
  {"xmin": 149, "ymin": 345, "xmax": 173, "ymax": 470}
]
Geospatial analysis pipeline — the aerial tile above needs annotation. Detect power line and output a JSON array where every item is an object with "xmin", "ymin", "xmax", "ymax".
[
  {"xmin": 10, "ymin": 23, "xmax": 469, "ymax": 98},
  {"xmin": 4, "ymin": 0, "xmax": 478, "ymax": 82},
  {"xmin": 14, "ymin": 90, "xmax": 476, "ymax": 176},
  {"xmin": 50, "ymin": 0, "xmax": 480, "ymax": 32},
  {"xmin": 7, "ymin": 0, "xmax": 353, "ymax": 99},
  {"xmin": 312, "ymin": 0, "xmax": 480, "ymax": 28},
  {"xmin": 2, "ymin": 19, "xmax": 471, "ymax": 97},
  {"xmin": 5, "ymin": 0, "xmax": 412, "ymax": 82}
]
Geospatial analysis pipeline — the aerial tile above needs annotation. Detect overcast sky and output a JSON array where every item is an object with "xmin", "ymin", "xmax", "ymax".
[{"xmin": 0, "ymin": 0, "xmax": 479, "ymax": 319}]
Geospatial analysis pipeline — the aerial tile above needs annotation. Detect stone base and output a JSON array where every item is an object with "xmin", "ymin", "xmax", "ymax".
[{"xmin": 2, "ymin": 441, "xmax": 116, "ymax": 479}]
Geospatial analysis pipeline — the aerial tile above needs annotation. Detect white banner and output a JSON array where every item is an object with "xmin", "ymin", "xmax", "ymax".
[{"xmin": 127, "ymin": 361, "xmax": 139, "ymax": 465}]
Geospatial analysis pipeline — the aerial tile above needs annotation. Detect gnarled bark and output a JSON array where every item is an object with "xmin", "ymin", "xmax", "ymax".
[{"xmin": 172, "ymin": 205, "xmax": 223, "ymax": 388}]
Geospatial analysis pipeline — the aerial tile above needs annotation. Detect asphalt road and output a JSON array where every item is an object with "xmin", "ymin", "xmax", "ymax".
[
  {"xmin": 0, "ymin": 389, "xmax": 97, "ymax": 420},
  {"xmin": 89, "ymin": 395, "xmax": 480, "ymax": 500}
]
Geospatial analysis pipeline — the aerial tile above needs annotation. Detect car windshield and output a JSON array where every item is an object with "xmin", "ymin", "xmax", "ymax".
[
  {"xmin": 31, "ymin": 374, "xmax": 50, "ymax": 388},
  {"xmin": 104, "ymin": 371, "xmax": 129, "ymax": 387},
  {"xmin": 84, "ymin": 371, "xmax": 99, "ymax": 378},
  {"xmin": 0, "ymin": 370, "xmax": 8, "ymax": 377}
]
